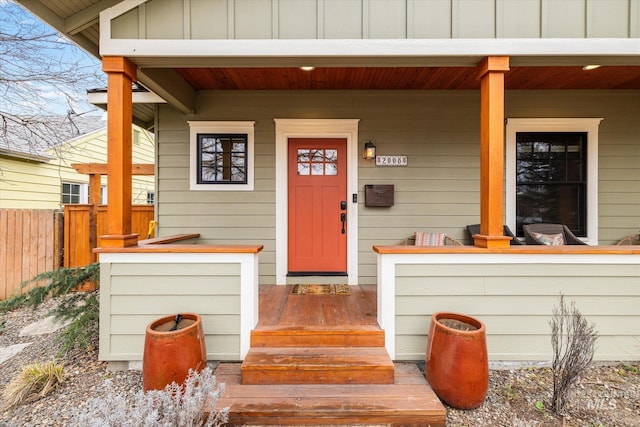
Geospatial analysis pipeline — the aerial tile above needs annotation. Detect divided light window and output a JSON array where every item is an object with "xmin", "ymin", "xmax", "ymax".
[
  {"xmin": 61, "ymin": 182, "xmax": 82, "ymax": 204},
  {"xmin": 515, "ymin": 132, "xmax": 587, "ymax": 237},
  {"xmin": 197, "ymin": 134, "xmax": 248, "ymax": 184},
  {"xmin": 189, "ymin": 121, "xmax": 255, "ymax": 191}
]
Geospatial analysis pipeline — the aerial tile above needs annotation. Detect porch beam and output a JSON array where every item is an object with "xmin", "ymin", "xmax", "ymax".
[
  {"xmin": 72, "ymin": 163, "xmax": 154, "ymax": 176},
  {"xmin": 101, "ymin": 56, "xmax": 139, "ymax": 248},
  {"xmin": 137, "ymin": 68, "xmax": 196, "ymax": 114},
  {"xmin": 474, "ymin": 56, "xmax": 511, "ymax": 249}
]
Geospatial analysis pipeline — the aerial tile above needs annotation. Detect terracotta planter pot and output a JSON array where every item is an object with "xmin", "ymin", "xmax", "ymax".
[
  {"xmin": 425, "ymin": 311, "xmax": 488, "ymax": 409},
  {"xmin": 143, "ymin": 313, "xmax": 207, "ymax": 391}
]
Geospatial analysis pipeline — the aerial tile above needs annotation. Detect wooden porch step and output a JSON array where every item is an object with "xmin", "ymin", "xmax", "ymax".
[
  {"xmin": 215, "ymin": 362, "xmax": 446, "ymax": 426},
  {"xmin": 241, "ymin": 346, "xmax": 395, "ymax": 385},
  {"xmin": 251, "ymin": 325, "xmax": 385, "ymax": 347}
]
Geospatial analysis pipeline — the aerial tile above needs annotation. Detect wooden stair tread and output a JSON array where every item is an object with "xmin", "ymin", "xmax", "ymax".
[
  {"xmin": 215, "ymin": 362, "xmax": 446, "ymax": 426},
  {"xmin": 251, "ymin": 325, "xmax": 385, "ymax": 347},
  {"xmin": 243, "ymin": 346, "xmax": 393, "ymax": 368},
  {"xmin": 241, "ymin": 346, "xmax": 395, "ymax": 385},
  {"xmin": 254, "ymin": 325, "xmax": 383, "ymax": 332}
]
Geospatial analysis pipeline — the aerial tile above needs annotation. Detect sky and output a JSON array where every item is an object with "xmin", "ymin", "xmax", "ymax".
[{"xmin": 0, "ymin": 0, "xmax": 105, "ymax": 117}]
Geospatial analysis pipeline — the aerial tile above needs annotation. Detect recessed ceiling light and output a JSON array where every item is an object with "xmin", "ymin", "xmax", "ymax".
[
  {"xmin": 300, "ymin": 66, "xmax": 316, "ymax": 72},
  {"xmin": 582, "ymin": 65, "xmax": 601, "ymax": 71}
]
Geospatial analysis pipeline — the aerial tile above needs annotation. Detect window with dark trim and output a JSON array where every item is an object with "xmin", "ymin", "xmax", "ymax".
[
  {"xmin": 197, "ymin": 134, "xmax": 248, "ymax": 184},
  {"xmin": 515, "ymin": 132, "xmax": 587, "ymax": 237}
]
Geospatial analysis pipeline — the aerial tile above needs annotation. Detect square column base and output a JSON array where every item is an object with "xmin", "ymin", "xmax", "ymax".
[
  {"xmin": 473, "ymin": 235, "xmax": 512, "ymax": 249},
  {"xmin": 98, "ymin": 234, "xmax": 139, "ymax": 248}
]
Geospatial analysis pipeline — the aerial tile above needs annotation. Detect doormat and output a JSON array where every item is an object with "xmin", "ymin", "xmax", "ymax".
[{"xmin": 290, "ymin": 284, "xmax": 350, "ymax": 295}]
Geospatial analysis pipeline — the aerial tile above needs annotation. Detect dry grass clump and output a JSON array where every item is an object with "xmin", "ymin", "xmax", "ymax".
[{"xmin": 1, "ymin": 361, "xmax": 65, "ymax": 410}]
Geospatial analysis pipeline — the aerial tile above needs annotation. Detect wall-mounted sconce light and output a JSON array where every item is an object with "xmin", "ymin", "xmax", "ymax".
[{"xmin": 363, "ymin": 141, "xmax": 376, "ymax": 160}]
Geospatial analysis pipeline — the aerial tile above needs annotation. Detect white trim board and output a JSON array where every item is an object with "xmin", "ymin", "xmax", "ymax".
[
  {"xmin": 274, "ymin": 119, "xmax": 360, "ymax": 286},
  {"xmin": 98, "ymin": 36, "xmax": 640, "ymax": 65}
]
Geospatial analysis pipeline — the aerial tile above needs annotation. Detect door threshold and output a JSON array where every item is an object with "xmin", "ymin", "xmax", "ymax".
[{"xmin": 288, "ymin": 272, "xmax": 348, "ymax": 277}]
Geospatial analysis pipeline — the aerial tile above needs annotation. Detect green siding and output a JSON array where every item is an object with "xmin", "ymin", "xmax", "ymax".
[
  {"xmin": 112, "ymin": 0, "xmax": 640, "ymax": 40},
  {"xmin": 323, "ymin": 0, "xmax": 363, "ymax": 39},
  {"xmin": 157, "ymin": 90, "xmax": 640, "ymax": 285},
  {"xmin": 506, "ymin": 90, "xmax": 640, "ymax": 245},
  {"xmin": 497, "ymin": 0, "xmax": 540, "ymax": 37},
  {"xmin": 393, "ymin": 261, "xmax": 640, "ymax": 361},
  {"xmin": 99, "ymin": 261, "xmax": 243, "ymax": 361}
]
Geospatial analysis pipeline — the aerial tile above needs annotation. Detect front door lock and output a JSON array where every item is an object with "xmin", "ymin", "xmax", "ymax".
[
  {"xmin": 340, "ymin": 212, "xmax": 346, "ymax": 234},
  {"xmin": 340, "ymin": 200, "xmax": 347, "ymax": 210}
]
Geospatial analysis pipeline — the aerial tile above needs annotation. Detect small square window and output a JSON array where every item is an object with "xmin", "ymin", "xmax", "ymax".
[
  {"xmin": 189, "ymin": 121, "xmax": 255, "ymax": 191},
  {"xmin": 197, "ymin": 134, "xmax": 248, "ymax": 184}
]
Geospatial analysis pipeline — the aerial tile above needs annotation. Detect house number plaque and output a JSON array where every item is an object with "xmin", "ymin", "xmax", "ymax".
[{"xmin": 376, "ymin": 155, "xmax": 408, "ymax": 167}]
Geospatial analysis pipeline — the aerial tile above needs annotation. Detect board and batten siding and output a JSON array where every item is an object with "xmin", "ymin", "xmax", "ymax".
[
  {"xmin": 99, "ymin": 259, "xmax": 243, "ymax": 361},
  {"xmin": 390, "ymin": 256, "xmax": 640, "ymax": 361},
  {"xmin": 111, "ymin": 0, "xmax": 640, "ymax": 40},
  {"xmin": 157, "ymin": 90, "xmax": 640, "ymax": 285}
]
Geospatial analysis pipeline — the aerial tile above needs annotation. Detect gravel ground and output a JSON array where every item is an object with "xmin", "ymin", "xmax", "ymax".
[{"xmin": 1, "ymin": 295, "xmax": 639, "ymax": 427}]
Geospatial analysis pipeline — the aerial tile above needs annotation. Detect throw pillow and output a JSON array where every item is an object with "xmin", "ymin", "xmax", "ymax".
[
  {"xmin": 414, "ymin": 232, "xmax": 446, "ymax": 246},
  {"xmin": 532, "ymin": 231, "xmax": 565, "ymax": 246}
]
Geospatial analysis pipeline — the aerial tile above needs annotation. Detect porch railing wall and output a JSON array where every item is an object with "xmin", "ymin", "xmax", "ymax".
[
  {"xmin": 0, "ymin": 209, "xmax": 63, "ymax": 300},
  {"xmin": 376, "ymin": 249, "xmax": 640, "ymax": 362}
]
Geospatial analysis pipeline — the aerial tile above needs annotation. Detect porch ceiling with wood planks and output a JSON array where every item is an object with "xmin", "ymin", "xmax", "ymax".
[{"xmin": 176, "ymin": 66, "xmax": 640, "ymax": 91}]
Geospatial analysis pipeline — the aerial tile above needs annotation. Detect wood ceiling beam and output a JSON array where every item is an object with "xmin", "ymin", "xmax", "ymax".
[{"xmin": 138, "ymin": 68, "xmax": 196, "ymax": 114}]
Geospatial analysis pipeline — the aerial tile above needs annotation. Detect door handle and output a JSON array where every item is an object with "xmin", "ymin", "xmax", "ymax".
[{"xmin": 340, "ymin": 212, "xmax": 346, "ymax": 234}]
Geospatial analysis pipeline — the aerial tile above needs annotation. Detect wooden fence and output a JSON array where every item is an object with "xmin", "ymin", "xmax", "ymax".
[
  {"xmin": 0, "ymin": 206, "xmax": 154, "ymax": 300},
  {"xmin": 0, "ymin": 209, "xmax": 63, "ymax": 300},
  {"xmin": 64, "ymin": 205, "xmax": 155, "ymax": 267}
]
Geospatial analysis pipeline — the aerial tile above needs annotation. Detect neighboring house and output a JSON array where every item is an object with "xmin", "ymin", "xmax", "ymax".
[
  {"xmin": 0, "ymin": 116, "xmax": 155, "ymax": 208},
  {"xmin": 21, "ymin": 0, "xmax": 640, "ymax": 368}
]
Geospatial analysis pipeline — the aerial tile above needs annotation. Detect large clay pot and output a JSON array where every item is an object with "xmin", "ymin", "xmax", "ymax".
[
  {"xmin": 425, "ymin": 311, "xmax": 488, "ymax": 409},
  {"xmin": 143, "ymin": 313, "xmax": 207, "ymax": 391}
]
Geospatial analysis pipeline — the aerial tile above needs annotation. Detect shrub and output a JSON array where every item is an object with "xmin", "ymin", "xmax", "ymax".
[
  {"xmin": 72, "ymin": 367, "xmax": 229, "ymax": 427},
  {"xmin": 550, "ymin": 294, "xmax": 598, "ymax": 414},
  {"xmin": 1, "ymin": 361, "xmax": 65, "ymax": 410},
  {"xmin": 0, "ymin": 263, "xmax": 100, "ymax": 356}
]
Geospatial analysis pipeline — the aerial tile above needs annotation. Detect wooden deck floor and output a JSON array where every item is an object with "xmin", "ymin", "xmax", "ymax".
[
  {"xmin": 213, "ymin": 285, "xmax": 446, "ymax": 426},
  {"xmin": 257, "ymin": 284, "xmax": 378, "ymax": 328}
]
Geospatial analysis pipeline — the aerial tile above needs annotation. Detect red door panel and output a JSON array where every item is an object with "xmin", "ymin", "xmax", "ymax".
[{"xmin": 288, "ymin": 138, "xmax": 347, "ymax": 273}]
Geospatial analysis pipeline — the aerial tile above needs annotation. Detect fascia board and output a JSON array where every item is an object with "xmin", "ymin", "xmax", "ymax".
[
  {"xmin": 99, "ymin": 38, "xmax": 640, "ymax": 62},
  {"xmin": 0, "ymin": 148, "xmax": 54, "ymax": 163}
]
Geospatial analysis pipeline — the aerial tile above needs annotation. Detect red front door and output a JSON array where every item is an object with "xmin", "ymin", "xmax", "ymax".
[{"xmin": 288, "ymin": 138, "xmax": 347, "ymax": 274}]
